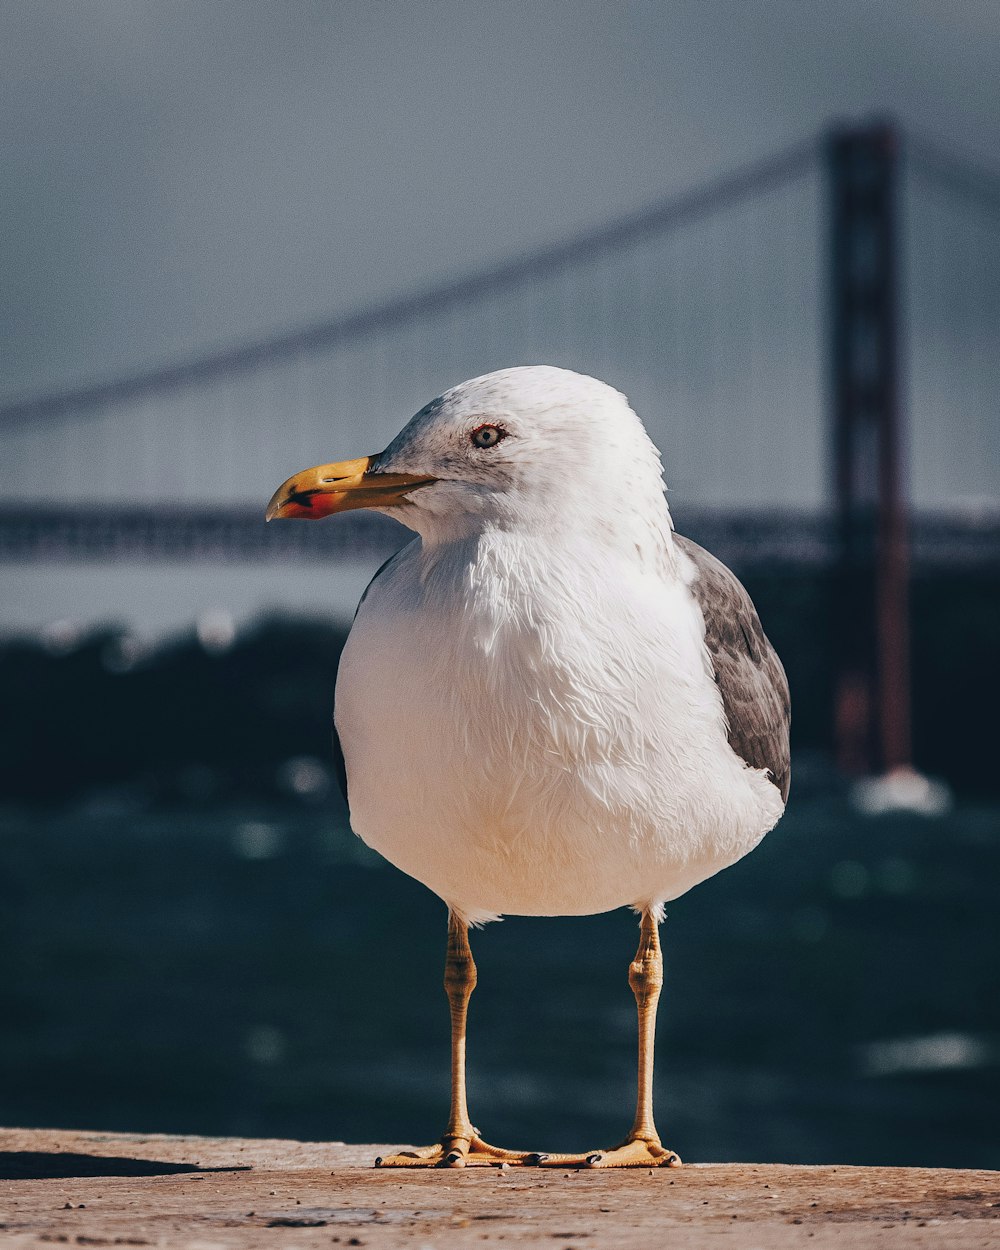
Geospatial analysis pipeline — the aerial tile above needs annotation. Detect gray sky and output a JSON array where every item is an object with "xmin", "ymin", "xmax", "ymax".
[
  {"xmin": 2, "ymin": 0, "xmax": 998, "ymax": 636},
  {"xmin": 3, "ymin": 0, "xmax": 999, "ymax": 400}
]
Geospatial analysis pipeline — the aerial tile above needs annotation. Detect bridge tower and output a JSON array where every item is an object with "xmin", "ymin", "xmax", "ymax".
[{"xmin": 828, "ymin": 122, "xmax": 911, "ymax": 777}]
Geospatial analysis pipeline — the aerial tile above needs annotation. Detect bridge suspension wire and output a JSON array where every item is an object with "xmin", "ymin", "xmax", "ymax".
[
  {"xmin": 1, "ymin": 137, "xmax": 821, "ymax": 428},
  {"xmin": 1, "ymin": 131, "xmax": 833, "ymax": 521},
  {"xmin": 906, "ymin": 131, "xmax": 1000, "ymax": 215},
  {"xmin": 2, "ymin": 123, "xmax": 997, "ymax": 552},
  {"xmin": 903, "ymin": 130, "xmax": 1000, "ymax": 517}
]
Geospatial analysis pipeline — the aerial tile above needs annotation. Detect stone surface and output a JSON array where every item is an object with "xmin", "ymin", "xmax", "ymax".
[{"xmin": 0, "ymin": 1128, "xmax": 998, "ymax": 1248}]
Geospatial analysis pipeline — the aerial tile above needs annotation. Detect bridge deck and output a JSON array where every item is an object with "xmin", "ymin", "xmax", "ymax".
[{"xmin": 1, "ymin": 506, "xmax": 998, "ymax": 570}]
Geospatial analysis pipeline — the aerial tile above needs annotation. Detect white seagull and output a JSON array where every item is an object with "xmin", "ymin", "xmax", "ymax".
[{"xmin": 267, "ymin": 365, "xmax": 790, "ymax": 1169}]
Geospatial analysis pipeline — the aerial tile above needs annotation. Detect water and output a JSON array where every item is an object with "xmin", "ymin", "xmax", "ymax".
[{"xmin": 1, "ymin": 795, "xmax": 997, "ymax": 1168}]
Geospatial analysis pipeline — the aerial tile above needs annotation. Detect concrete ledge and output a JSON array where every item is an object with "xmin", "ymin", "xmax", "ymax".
[{"xmin": 0, "ymin": 1128, "xmax": 997, "ymax": 1247}]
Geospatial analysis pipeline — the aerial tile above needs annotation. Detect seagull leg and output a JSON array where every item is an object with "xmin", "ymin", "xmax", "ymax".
[
  {"xmin": 539, "ymin": 909, "xmax": 682, "ymax": 1169},
  {"xmin": 375, "ymin": 912, "xmax": 534, "ymax": 1168}
]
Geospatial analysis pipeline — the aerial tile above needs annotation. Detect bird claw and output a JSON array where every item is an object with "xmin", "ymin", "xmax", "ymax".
[
  {"xmin": 536, "ymin": 1138, "xmax": 682, "ymax": 1169},
  {"xmin": 375, "ymin": 1134, "xmax": 681, "ymax": 1170},
  {"xmin": 374, "ymin": 1134, "xmax": 537, "ymax": 1168}
]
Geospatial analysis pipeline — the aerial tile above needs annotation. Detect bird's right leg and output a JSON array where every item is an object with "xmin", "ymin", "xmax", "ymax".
[
  {"xmin": 537, "ymin": 908, "xmax": 681, "ymax": 1168},
  {"xmin": 375, "ymin": 912, "xmax": 534, "ymax": 1168}
]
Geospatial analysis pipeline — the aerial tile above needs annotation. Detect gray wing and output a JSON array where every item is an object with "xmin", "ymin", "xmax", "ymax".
[
  {"xmin": 675, "ymin": 534, "xmax": 791, "ymax": 803},
  {"xmin": 331, "ymin": 721, "xmax": 349, "ymax": 806},
  {"xmin": 331, "ymin": 544, "xmax": 412, "ymax": 806}
]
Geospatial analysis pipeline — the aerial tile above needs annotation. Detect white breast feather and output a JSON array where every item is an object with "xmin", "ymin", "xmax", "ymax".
[{"xmin": 336, "ymin": 529, "xmax": 784, "ymax": 925}]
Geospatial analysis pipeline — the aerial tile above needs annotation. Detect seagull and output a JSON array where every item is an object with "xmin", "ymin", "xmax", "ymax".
[{"xmin": 266, "ymin": 365, "xmax": 790, "ymax": 1169}]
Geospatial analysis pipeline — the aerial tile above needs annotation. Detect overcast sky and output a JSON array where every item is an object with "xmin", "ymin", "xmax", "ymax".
[
  {"xmin": 3, "ymin": 0, "xmax": 999, "ymax": 401},
  {"xmin": 2, "ymin": 0, "xmax": 998, "ymax": 634}
]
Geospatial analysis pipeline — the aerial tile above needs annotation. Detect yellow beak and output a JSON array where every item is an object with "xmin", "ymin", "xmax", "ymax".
[{"xmin": 265, "ymin": 455, "xmax": 436, "ymax": 521}]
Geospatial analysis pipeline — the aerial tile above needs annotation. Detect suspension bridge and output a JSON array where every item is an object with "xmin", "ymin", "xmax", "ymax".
[
  {"xmin": 3, "ymin": 121, "xmax": 997, "ymax": 547},
  {"xmin": 3, "ymin": 120, "xmax": 998, "ymax": 771}
]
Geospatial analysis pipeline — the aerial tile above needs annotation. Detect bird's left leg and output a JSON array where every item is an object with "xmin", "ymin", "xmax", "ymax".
[
  {"xmin": 539, "ymin": 908, "xmax": 682, "ymax": 1168},
  {"xmin": 375, "ymin": 911, "xmax": 534, "ymax": 1167}
]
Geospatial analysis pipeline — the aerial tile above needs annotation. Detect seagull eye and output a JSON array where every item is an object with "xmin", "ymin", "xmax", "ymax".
[{"xmin": 470, "ymin": 424, "xmax": 506, "ymax": 450}]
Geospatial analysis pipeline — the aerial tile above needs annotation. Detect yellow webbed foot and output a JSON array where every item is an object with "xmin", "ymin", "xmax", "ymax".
[
  {"xmin": 375, "ymin": 1132, "xmax": 537, "ymax": 1168},
  {"xmin": 536, "ymin": 1136, "xmax": 682, "ymax": 1169}
]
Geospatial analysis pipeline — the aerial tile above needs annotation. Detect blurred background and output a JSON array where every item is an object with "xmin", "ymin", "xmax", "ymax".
[{"xmin": 1, "ymin": 0, "xmax": 998, "ymax": 1169}]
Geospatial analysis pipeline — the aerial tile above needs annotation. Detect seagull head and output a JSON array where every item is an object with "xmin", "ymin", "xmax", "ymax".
[{"xmin": 266, "ymin": 365, "xmax": 670, "ymax": 545}]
